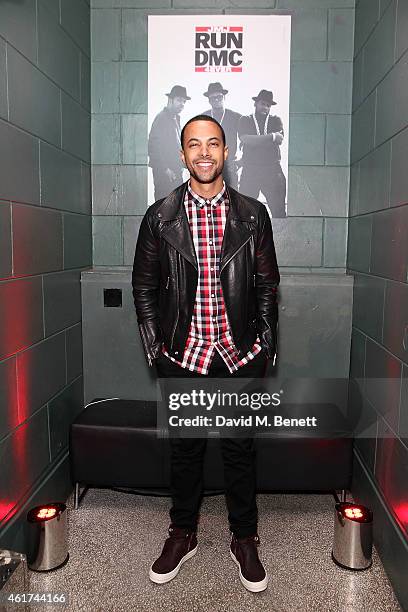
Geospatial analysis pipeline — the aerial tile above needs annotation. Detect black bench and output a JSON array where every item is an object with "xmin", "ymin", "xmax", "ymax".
[{"xmin": 69, "ymin": 398, "xmax": 353, "ymax": 508}]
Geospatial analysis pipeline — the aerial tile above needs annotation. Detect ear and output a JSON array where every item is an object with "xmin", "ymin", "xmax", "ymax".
[
  {"xmin": 180, "ymin": 148, "xmax": 186, "ymax": 166},
  {"xmin": 224, "ymin": 145, "xmax": 229, "ymax": 161}
]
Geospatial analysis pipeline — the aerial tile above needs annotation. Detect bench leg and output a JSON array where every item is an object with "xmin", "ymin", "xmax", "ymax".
[{"xmin": 74, "ymin": 482, "xmax": 80, "ymax": 510}]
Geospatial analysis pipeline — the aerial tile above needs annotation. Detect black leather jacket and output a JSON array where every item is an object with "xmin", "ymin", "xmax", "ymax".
[{"xmin": 132, "ymin": 181, "xmax": 280, "ymax": 367}]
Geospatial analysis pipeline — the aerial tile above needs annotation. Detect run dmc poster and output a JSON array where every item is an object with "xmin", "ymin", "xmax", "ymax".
[{"xmin": 147, "ymin": 15, "xmax": 291, "ymax": 220}]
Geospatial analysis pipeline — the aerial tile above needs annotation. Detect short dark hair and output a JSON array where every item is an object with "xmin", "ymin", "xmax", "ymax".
[{"xmin": 180, "ymin": 114, "xmax": 226, "ymax": 149}]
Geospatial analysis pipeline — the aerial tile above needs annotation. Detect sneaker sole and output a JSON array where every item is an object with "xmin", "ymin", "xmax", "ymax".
[
  {"xmin": 149, "ymin": 545, "xmax": 198, "ymax": 584},
  {"xmin": 229, "ymin": 549, "xmax": 269, "ymax": 593}
]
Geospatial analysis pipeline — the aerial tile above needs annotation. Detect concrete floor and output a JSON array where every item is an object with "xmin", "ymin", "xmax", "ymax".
[{"xmin": 27, "ymin": 489, "xmax": 401, "ymax": 612}]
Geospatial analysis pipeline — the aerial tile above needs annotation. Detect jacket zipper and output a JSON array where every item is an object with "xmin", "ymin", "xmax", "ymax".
[
  {"xmin": 139, "ymin": 323, "xmax": 152, "ymax": 367},
  {"xmin": 219, "ymin": 235, "xmax": 253, "ymax": 350},
  {"xmin": 253, "ymin": 274, "xmax": 256, "ymax": 287},
  {"xmin": 170, "ymin": 255, "xmax": 180, "ymax": 349},
  {"xmin": 219, "ymin": 235, "xmax": 252, "ymax": 274},
  {"xmin": 166, "ymin": 276, "xmax": 170, "ymax": 289}
]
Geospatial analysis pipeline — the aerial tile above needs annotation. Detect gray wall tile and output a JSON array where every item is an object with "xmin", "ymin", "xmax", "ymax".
[
  {"xmin": 0, "ymin": 407, "xmax": 49, "ymax": 523},
  {"xmin": 390, "ymin": 126, "xmax": 408, "ymax": 208},
  {"xmin": 371, "ymin": 206, "xmax": 408, "ymax": 282},
  {"xmin": 290, "ymin": 9, "xmax": 327, "ymax": 61},
  {"xmin": 121, "ymin": 115, "xmax": 147, "ymax": 164},
  {"xmin": 328, "ymin": 8, "xmax": 355, "ymax": 61},
  {"xmin": 354, "ymin": 0, "xmax": 379, "ymax": 56},
  {"xmin": 0, "ymin": 121, "xmax": 40, "ymax": 205},
  {"xmin": 38, "ymin": 1, "xmax": 81, "ymax": 102},
  {"xmin": 91, "ymin": 9, "xmax": 120, "ymax": 60},
  {"xmin": 361, "ymin": 0, "xmax": 396, "ymax": 99},
  {"xmin": 352, "ymin": 273, "xmax": 385, "ymax": 341},
  {"xmin": 350, "ymin": 327, "xmax": 366, "ymax": 379},
  {"xmin": 375, "ymin": 417, "xmax": 408, "ymax": 532},
  {"xmin": 376, "ymin": 54, "xmax": 408, "ymax": 147},
  {"xmin": 400, "ymin": 365, "xmax": 407, "ymax": 440},
  {"xmin": 0, "ymin": 357, "xmax": 18, "ymax": 440},
  {"xmin": 91, "ymin": 62, "xmax": 120, "ymax": 113},
  {"xmin": 61, "ymin": 92, "xmax": 91, "ymax": 162},
  {"xmin": 92, "ymin": 165, "xmax": 147, "ymax": 215},
  {"xmin": 325, "ymin": 114, "xmax": 351, "ymax": 165},
  {"xmin": 173, "ymin": 0, "xmax": 276, "ymax": 6},
  {"xmin": 48, "ymin": 377, "xmax": 84, "ymax": 459},
  {"xmin": 0, "ymin": 0, "xmax": 37, "ymax": 63},
  {"xmin": 349, "ymin": 162, "xmax": 360, "ymax": 216},
  {"xmin": 352, "ymin": 48, "xmax": 364, "ymax": 111},
  {"xmin": 353, "ymin": 393, "xmax": 378, "ymax": 472},
  {"xmin": 277, "ymin": 0, "xmax": 354, "ymax": 6},
  {"xmin": 43, "ymin": 271, "xmax": 82, "ymax": 336},
  {"xmin": 383, "ymin": 280, "xmax": 408, "ymax": 363},
  {"xmin": 323, "ymin": 218, "xmax": 347, "ymax": 267},
  {"xmin": 0, "ymin": 39, "xmax": 7, "ymax": 120},
  {"xmin": 66, "ymin": 324, "xmax": 83, "ymax": 383},
  {"xmin": 40, "ymin": 142, "xmax": 83, "ymax": 213},
  {"xmin": 290, "ymin": 61, "xmax": 352, "ymax": 114},
  {"xmin": 365, "ymin": 338, "xmax": 401, "ymax": 432},
  {"xmin": 359, "ymin": 140, "xmax": 391, "ymax": 213},
  {"xmin": 273, "ymin": 218, "xmax": 323, "ymax": 266},
  {"xmin": 13, "ymin": 204, "xmax": 63, "ymax": 276},
  {"xmin": 63, "ymin": 214, "xmax": 92, "ymax": 268},
  {"xmin": 92, "ymin": 115, "xmax": 121, "ymax": 164},
  {"xmin": 288, "ymin": 114, "xmax": 325, "ymax": 165},
  {"xmin": 92, "ymin": 0, "xmax": 170, "ymax": 6},
  {"xmin": 288, "ymin": 166, "xmax": 349, "ymax": 217},
  {"xmin": 81, "ymin": 53, "xmax": 91, "ymax": 110},
  {"xmin": 81, "ymin": 162, "xmax": 92, "ymax": 215},
  {"xmin": 92, "ymin": 216, "xmax": 123, "ymax": 264},
  {"xmin": 16, "ymin": 332, "xmax": 67, "ymax": 419},
  {"xmin": 123, "ymin": 215, "xmax": 142, "ymax": 265},
  {"xmin": 8, "ymin": 46, "xmax": 61, "ymax": 146},
  {"xmin": 119, "ymin": 62, "xmax": 147, "ymax": 113},
  {"xmin": 395, "ymin": 0, "xmax": 408, "ymax": 62},
  {"xmin": 0, "ymin": 202, "xmax": 12, "ymax": 279},
  {"xmin": 347, "ymin": 215, "xmax": 372, "ymax": 272},
  {"xmin": 61, "ymin": 0, "xmax": 91, "ymax": 57},
  {"xmin": 350, "ymin": 89, "xmax": 376, "ymax": 163},
  {"xmin": 0, "ymin": 277, "xmax": 43, "ymax": 361}
]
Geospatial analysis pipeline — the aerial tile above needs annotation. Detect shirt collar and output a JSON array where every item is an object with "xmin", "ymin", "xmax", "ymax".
[{"xmin": 187, "ymin": 180, "xmax": 227, "ymax": 208}]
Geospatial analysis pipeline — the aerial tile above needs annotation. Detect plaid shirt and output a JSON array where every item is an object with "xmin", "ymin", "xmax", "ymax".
[{"xmin": 162, "ymin": 181, "xmax": 262, "ymax": 374}]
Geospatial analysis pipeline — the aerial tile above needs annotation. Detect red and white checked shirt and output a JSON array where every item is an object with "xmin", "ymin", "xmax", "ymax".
[{"xmin": 161, "ymin": 181, "xmax": 262, "ymax": 374}]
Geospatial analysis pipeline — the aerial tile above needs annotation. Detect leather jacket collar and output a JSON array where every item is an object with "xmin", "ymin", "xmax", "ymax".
[{"xmin": 153, "ymin": 181, "xmax": 257, "ymax": 273}]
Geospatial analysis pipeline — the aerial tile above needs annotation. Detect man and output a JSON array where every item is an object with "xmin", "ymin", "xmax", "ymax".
[
  {"xmin": 132, "ymin": 115, "xmax": 280, "ymax": 592},
  {"xmin": 201, "ymin": 82, "xmax": 241, "ymax": 189},
  {"xmin": 148, "ymin": 85, "xmax": 191, "ymax": 201},
  {"xmin": 238, "ymin": 89, "xmax": 287, "ymax": 218}
]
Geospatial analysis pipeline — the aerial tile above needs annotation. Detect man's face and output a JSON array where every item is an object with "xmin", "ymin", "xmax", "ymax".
[
  {"xmin": 209, "ymin": 93, "xmax": 225, "ymax": 111},
  {"xmin": 255, "ymin": 100, "xmax": 271, "ymax": 115},
  {"xmin": 181, "ymin": 120, "xmax": 228, "ymax": 185},
  {"xmin": 169, "ymin": 96, "xmax": 187, "ymax": 114}
]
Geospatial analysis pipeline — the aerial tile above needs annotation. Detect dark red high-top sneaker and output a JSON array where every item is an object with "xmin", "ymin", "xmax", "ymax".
[
  {"xmin": 149, "ymin": 526, "xmax": 198, "ymax": 584},
  {"xmin": 230, "ymin": 533, "xmax": 269, "ymax": 592}
]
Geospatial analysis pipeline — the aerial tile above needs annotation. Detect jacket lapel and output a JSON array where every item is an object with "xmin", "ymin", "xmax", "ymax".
[{"xmin": 156, "ymin": 182, "xmax": 254, "ymax": 272}]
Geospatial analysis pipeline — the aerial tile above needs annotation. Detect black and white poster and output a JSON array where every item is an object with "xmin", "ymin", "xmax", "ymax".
[{"xmin": 148, "ymin": 15, "xmax": 291, "ymax": 219}]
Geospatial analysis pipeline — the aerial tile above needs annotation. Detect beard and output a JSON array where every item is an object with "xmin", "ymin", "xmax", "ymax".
[{"xmin": 187, "ymin": 160, "xmax": 224, "ymax": 184}]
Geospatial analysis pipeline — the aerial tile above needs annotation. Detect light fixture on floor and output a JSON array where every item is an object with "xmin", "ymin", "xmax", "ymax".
[
  {"xmin": 26, "ymin": 503, "xmax": 69, "ymax": 572},
  {"xmin": 332, "ymin": 501, "xmax": 373, "ymax": 570}
]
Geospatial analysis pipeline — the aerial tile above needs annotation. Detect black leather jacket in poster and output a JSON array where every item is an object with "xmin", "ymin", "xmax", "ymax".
[{"xmin": 132, "ymin": 181, "xmax": 280, "ymax": 368}]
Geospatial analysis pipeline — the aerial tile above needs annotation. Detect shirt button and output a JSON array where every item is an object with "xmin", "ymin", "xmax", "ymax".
[
  {"xmin": 210, "ymin": 267, "xmax": 214, "ymax": 271},
  {"xmin": 212, "ymin": 317, "xmax": 216, "ymax": 321},
  {"xmin": 174, "ymin": 351, "xmax": 178, "ymax": 355},
  {"xmin": 211, "ymin": 293, "xmax": 215, "ymax": 298},
  {"xmin": 209, "ymin": 240, "xmax": 213, "ymax": 245},
  {"xmin": 207, "ymin": 213, "xmax": 211, "ymax": 217}
]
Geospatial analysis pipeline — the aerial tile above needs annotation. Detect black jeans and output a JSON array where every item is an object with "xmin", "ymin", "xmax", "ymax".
[{"xmin": 155, "ymin": 349, "xmax": 268, "ymax": 538}]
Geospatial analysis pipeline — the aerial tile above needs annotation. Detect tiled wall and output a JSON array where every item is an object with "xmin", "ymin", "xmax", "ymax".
[
  {"xmin": 348, "ymin": 0, "xmax": 408, "ymax": 550},
  {"xmin": 91, "ymin": 0, "xmax": 355, "ymax": 271},
  {"xmin": 0, "ymin": 0, "xmax": 91, "ymax": 537}
]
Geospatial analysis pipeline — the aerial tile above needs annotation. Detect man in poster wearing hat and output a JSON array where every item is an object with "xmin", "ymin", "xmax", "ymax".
[
  {"xmin": 148, "ymin": 85, "xmax": 191, "ymax": 201},
  {"xmin": 238, "ymin": 89, "xmax": 286, "ymax": 218},
  {"xmin": 201, "ymin": 82, "xmax": 241, "ymax": 189}
]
